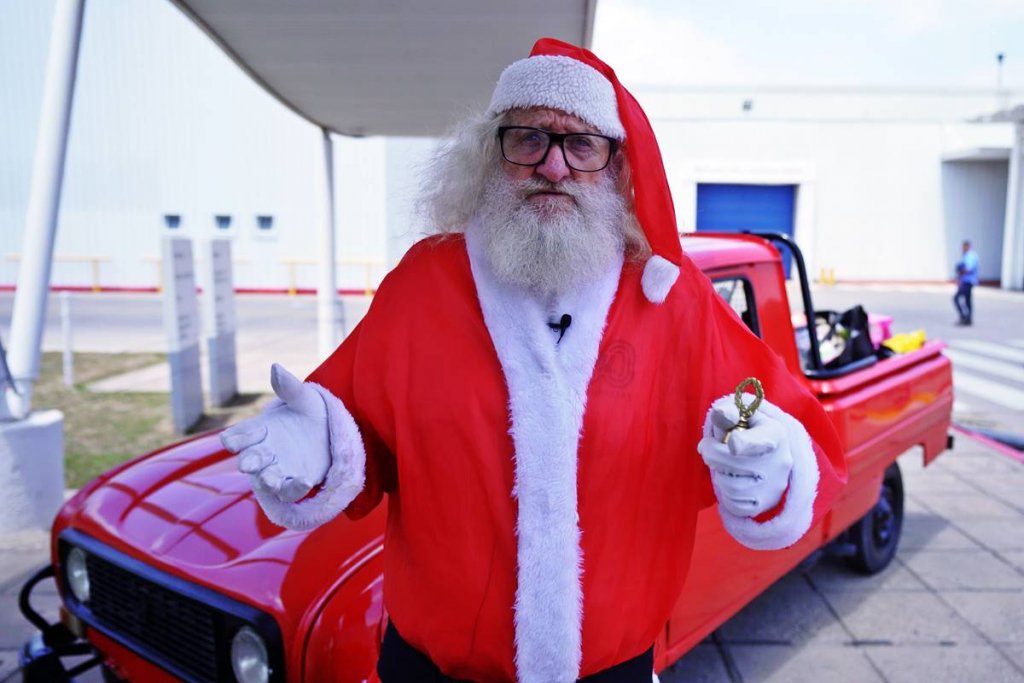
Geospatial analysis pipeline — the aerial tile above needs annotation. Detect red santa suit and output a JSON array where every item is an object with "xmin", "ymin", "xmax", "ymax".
[
  {"xmin": 242, "ymin": 39, "xmax": 847, "ymax": 683},
  {"xmin": 249, "ymin": 225, "xmax": 847, "ymax": 681}
]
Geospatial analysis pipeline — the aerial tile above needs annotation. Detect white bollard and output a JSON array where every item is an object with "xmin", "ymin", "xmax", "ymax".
[
  {"xmin": 0, "ymin": 410, "xmax": 65, "ymax": 533},
  {"xmin": 162, "ymin": 237, "xmax": 203, "ymax": 433}
]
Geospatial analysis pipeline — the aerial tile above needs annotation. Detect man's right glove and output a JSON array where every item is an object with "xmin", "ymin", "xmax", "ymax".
[
  {"xmin": 698, "ymin": 395, "xmax": 794, "ymax": 519},
  {"xmin": 221, "ymin": 363, "xmax": 331, "ymax": 503}
]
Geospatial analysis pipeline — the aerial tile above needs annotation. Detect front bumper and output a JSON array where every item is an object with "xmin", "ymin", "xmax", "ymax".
[{"xmin": 18, "ymin": 565, "xmax": 104, "ymax": 683}]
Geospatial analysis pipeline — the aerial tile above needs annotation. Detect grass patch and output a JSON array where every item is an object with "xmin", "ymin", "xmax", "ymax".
[{"xmin": 33, "ymin": 352, "xmax": 270, "ymax": 488}]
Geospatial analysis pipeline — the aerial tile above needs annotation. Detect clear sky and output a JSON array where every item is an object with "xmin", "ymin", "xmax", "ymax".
[{"xmin": 593, "ymin": 0, "xmax": 1024, "ymax": 90}]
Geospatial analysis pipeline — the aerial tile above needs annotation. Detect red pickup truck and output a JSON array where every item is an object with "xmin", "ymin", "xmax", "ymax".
[{"xmin": 19, "ymin": 232, "xmax": 953, "ymax": 683}]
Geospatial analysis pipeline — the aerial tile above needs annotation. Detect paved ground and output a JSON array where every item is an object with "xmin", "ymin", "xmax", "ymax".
[
  {"xmin": 3, "ymin": 284, "xmax": 1021, "ymax": 420},
  {"xmin": 4, "ymin": 284, "xmax": 1021, "ymax": 434},
  {"xmin": 1, "ymin": 284, "xmax": 1022, "ymax": 682}
]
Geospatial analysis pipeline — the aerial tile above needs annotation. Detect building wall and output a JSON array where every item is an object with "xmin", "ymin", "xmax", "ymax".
[
  {"xmin": 641, "ymin": 87, "xmax": 1015, "ymax": 124},
  {"xmin": 384, "ymin": 138, "xmax": 437, "ymax": 270},
  {"xmin": 1, "ymin": 0, "xmax": 389, "ymax": 293},
  {"xmin": 2, "ymin": 0, "xmax": 1019, "ymax": 292},
  {"xmin": 941, "ymin": 159, "xmax": 1009, "ymax": 281},
  {"xmin": 656, "ymin": 118, "xmax": 1012, "ymax": 282}
]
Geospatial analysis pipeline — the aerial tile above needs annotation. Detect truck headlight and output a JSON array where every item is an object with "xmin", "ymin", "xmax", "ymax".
[
  {"xmin": 231, "ymin": 626, "xmax": 270, "ymax": 683},
  {"xmin": 66, "ymin": 547, "xmax": 90, "ymax": 603}
]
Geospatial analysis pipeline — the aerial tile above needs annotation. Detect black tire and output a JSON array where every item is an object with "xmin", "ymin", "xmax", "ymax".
[{"xmin": 846, "ymin": 461, "xmax": 904, "ymax": 574}]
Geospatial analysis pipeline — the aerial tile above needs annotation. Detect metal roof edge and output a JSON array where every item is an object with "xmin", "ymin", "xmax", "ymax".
[
  {"xmin": 970, "ymin": 103, "xmax": 1024, "ymax": 123},
  {"xmin": 942, "ymin": 147, "xmax": 1012, "ymax": 162},
  {"xmin": 167, "ymin": 0, "xmax": 332, "ymax": 134}
]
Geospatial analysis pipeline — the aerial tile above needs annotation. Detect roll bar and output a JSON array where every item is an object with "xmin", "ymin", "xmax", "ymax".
[{"xmin": 745, "ymin": 231, "xmax": 876, "ymax": 380}]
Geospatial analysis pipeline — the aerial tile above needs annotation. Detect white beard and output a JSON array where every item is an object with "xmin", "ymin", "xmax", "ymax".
[{"xmin": 475, "ymin": 172, "xmax": 628, "ymax": 299}]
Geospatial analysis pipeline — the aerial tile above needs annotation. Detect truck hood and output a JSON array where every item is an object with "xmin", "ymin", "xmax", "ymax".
[{"xmin": 57, "ymin": 433, "xmax": 385, "ymax": 632}]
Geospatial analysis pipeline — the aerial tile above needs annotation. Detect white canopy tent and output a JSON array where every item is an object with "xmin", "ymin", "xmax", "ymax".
[{"xmin": 170, "ymin": 0, "xmax": 597, "ymax": 137}]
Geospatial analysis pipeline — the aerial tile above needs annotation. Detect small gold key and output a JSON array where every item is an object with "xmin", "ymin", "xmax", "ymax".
[{"xmin": 722, "ymin": 377, "xmax": 764, "ymax": 444}]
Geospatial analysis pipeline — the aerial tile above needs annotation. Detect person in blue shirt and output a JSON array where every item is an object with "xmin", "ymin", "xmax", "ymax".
[{"xmin": 953, "ymin": 240, "xmax": 980, "ymax": 326}]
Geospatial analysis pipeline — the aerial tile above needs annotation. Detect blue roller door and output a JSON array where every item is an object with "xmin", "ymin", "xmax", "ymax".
[{"xmin": 696, "ymin": 183, "xmax": 797, "ymax": 276}]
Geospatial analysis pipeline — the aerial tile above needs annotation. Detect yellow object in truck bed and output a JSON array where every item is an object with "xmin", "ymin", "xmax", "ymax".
[{"xmin": 882, "ymin": 329, "xmax": 927, "ymax": 353}]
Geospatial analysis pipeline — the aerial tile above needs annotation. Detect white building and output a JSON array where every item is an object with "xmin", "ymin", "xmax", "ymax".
[
  {"xmin": 648, "ymin": 87, "xmax": 1017, "ymax": 284},
  {"xmin": 2, "ymin": 0, "xmax": 1021, "ymax": 293}
]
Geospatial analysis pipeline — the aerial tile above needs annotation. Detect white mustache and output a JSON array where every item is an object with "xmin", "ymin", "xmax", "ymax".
[{"xmin": 517, "ymin": 178, "xmax": 582, "ymax": 201}]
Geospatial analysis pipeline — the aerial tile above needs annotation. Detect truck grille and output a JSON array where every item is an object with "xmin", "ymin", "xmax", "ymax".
[
  {"xmin": 87, "ymin": 553, "xmax": 220, "ymax": 681},
  {"xmin": 59, "ymin": 529, "xmax": 284, "ymax": 683}
]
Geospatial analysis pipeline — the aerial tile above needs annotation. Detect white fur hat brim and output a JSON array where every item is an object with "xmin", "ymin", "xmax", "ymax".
[{"xmin": 487, "ymin": 55, "xmax": 625, "ymax": 140}]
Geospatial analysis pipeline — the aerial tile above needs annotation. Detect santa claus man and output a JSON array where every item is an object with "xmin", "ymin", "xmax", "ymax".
[{"xmin": 222, "ymin": 38, "xmax": 846, "ymax": 683}]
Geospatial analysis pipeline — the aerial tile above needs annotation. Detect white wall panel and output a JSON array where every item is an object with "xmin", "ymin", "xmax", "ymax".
[
  {"xmin": 654, "ymin": 118, "xmax": 1013, "ymax": 282},
  {"xmin": 385, "ymin": 138, "xmax": 437, "ymax": 270},
  {"xmin": 2, "ymin": 0, "xmax": 384, "ymax": 294},
  {"xmin": 941, "ymin": 160, "xmax": 1009, "ymax": 282}
]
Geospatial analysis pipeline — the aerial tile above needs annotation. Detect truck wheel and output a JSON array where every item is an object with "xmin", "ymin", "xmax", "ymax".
[{"xmin": 846, "ymin": 462, "xmax": 904, "ymax": 575}]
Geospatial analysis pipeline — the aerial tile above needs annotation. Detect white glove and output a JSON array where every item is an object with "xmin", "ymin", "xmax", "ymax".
[
  {"xmin": 220, "ymin": 363, "xmax": 331, "ymax": 503},
  {"xmin": 698, "ymin": 395, "xmax": 794, "ymax": 518}
]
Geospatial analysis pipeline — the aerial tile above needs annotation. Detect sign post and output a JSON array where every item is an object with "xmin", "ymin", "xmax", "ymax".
[
  {"xmin": 162, "ymin": 237, "xmax": 203, "ymax": 433},
  {"xmin": 203, "ymin": 239, "xmax": 238, "ymax": 406}
]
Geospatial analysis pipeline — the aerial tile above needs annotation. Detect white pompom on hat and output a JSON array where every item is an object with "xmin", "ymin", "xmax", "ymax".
[{"xmin": 487, "ymin": 38, "xmax": 685, "ymax": 304}]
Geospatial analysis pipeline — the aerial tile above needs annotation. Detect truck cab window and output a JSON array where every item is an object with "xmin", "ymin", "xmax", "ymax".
[{"xmin": 714, "ymin": 278, "xmax": 760, "ymax": 337}]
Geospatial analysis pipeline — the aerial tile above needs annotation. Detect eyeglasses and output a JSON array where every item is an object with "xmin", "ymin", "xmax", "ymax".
[{"xmin": 498, "ymin": 126, "xmax": 618, "ymax": 172}]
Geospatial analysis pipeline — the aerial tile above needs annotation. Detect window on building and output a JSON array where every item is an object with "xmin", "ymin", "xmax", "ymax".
[
  {"xmin": 256, "ymin": 215, "xmax": 274, "ymax": 231},
  {"xmin": 163, "ymin": 214, "xmax": 181, "ymax": 229},
  {"xmin": 215, "ymin": 215, "xmax": 232, "ymax": 230}
]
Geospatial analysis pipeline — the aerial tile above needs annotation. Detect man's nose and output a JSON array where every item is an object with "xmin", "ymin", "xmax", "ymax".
[{"xmin": 534, "ymin": 143, "xmax": 571, "ymax": 183}]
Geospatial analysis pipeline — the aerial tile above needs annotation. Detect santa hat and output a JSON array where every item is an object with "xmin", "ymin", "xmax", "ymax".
[{"xmin": 487, "ymin": 37, "xmax": 683, "ymax": 304}]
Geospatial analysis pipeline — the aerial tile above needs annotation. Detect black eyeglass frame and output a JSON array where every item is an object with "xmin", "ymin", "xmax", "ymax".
[{"xmin": 497, "ymin": 126, "xmax": 619, "ymax": 173}]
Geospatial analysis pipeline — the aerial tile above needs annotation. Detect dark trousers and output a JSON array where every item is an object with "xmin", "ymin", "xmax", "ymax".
[
  {"xmin": 954, "ymin": 282, "xmax": 973, "ymax": 323},
  {"xmin": 378, "ymin": 623, "xmax": 654, "ymax": 683}
]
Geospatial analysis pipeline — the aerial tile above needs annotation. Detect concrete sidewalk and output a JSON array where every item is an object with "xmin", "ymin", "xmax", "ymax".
[{"xmin": 2, "ymin": 435, "xmax": 1022, "ymax": 682}]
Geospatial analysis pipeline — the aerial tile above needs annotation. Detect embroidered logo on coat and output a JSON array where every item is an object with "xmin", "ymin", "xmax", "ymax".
[{"xmin": 592, "ymin": 340, "xmax": 635, "ymax": 390}]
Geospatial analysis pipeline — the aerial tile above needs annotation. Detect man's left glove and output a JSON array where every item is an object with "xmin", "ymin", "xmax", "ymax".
[
  {"xmin": 221, "ymin": 364, "xmax": 331, "ymax": 503},
  {"xmin": 697, "ymin": 395, "xmax": 794, "ymax": 518}
]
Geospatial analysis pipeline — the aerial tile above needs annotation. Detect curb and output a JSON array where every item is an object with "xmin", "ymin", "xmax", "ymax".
[{"xmin": 952, "ymin": 424, "xmax": 1024, "ymax": 464}]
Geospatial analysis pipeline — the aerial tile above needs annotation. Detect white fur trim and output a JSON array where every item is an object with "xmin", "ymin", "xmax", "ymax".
[
  {"xmin": 641, "ymin": 256, "xmax": 680, "ymax": 304},
  {"xmin": 466, "ymin": 224, "xmax": 621, "ymax": 683},
  {"xmin": 702, "ymin": 399, "xmax": 820, "ymax": 550},
  {"xmin": 251, "ymin": 383, "xmax": 366, "ymax": 530},
  {"xmin": 488, "ymin": 55, "xmax": 625, "ymax": 139}
]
